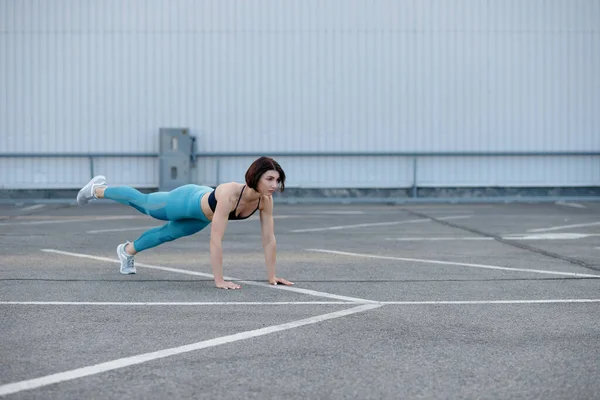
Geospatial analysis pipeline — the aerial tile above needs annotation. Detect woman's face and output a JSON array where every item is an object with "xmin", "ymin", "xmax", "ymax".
[{"xmin": 257, "ymin": 170, "xmax": 281, "ymax": 195}]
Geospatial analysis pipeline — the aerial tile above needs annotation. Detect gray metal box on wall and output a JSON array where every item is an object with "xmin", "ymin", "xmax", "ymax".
[{"xmin": 159, "ymin": 128, "xmax": 196, "ymax": 191}]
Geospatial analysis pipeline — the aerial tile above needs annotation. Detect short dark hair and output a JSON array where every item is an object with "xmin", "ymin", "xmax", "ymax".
[{"xmin": 245, "ymin": 156, "xmax": 286, "ymax": 192}]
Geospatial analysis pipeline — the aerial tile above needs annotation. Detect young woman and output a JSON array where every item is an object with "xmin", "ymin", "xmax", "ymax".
[{"xmin": 76, "ymin": 156, "xmax": 293, "ymax": 290}]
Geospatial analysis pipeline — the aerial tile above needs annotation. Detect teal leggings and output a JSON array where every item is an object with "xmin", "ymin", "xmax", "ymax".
[{"xmin": 104, "ymin": 184, "xmax": 213, "ymax": 252}]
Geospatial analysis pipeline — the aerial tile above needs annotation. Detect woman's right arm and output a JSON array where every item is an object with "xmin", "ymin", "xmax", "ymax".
[{"xmin": 210, "ymin": 184, "xmax": 241, "ymax": 289}]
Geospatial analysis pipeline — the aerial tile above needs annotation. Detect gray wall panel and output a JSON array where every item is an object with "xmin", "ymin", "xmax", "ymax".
[{"xmin": 0, "ymin": 0, "xmax": 598, "ymax": 189}]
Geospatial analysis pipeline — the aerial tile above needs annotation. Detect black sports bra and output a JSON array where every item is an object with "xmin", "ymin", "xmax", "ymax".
[{"xmin": 208, "ymin": 185, "xmax": 261, "ymax": 220}]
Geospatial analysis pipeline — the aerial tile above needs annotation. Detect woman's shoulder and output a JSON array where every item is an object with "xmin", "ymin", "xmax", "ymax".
[
  {"xmin": 259, "ymin": 194, "xmax": 273, "ymax": 211},
  {"xmin": 215, "ymin": 181, "xmax": 243, "ymax": 191},
  {"xmin": 214, "ymin": 182, "xmax": 242, "ymax": 200},
  {"xmin": 216, "ymin": 181, "xmax": 241, "ymax": 187}
]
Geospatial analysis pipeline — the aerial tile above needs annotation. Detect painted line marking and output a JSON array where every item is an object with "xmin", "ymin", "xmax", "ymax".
[
  {"xmin": 246, "ymin": 215, "xmax": 303, "ymax": 221},
  {"xmin": 310, "ymin": 211, "xmax": 365, "ymax": 215},
  {"xmin": 386, "ymin": 237, "xmax": 492, "ymax": 241},
  {"xmin": 387, "ymin": 233, "xmax": 600, "ymax": 241},
  {"xmin": 378, "ymin": 299, "xmax": 600, "ymax": 305},
  {"xmin": 0, "ymin": 303, "xmax": 381, "ymax": 397},
  {"xmin": 86, "ymin": 226, "xmax": 159, "ymax": 234},
  {"xmin": 528, "ymin": 221, "xmax": 600, "ymax": 233},
  {"xmin": 20, "ymin": 204, "xmax": 46, "ymax": 211},
  {"xmin": 306, "ymin": 249, "xmax": 600, "ymax": 278},
  {"xmin": 290, "ymin": 215, "xmax": 471, "ymax": 233},
  {"xmin": 0, "ymin": 299, "xmax": 600, "ymax": 306},
  {"xmin": 85, "ymin": 229, "xmax": 600, "ymax": 240},
  {"xmin": 0, "ymin": 216, "xmax": 142, "ymax": 226},
  {"xmin": 40, "ymin": 249, "xmax": 375, "ymax": 304},
  {"xmin": 3, "ymin": 299, "xmax": 600, "ymax": 306},
  {"xmin": 0, "ymin": 301, "xmax": 356, "ymax": 306},
  {"xmin": 503, "ymin": 233, "xmax": 600, "ymax": 240},
  {"xmin": 555, "ymin": 201, "xmax": 586, "ymax": 209},
  {"xmin": 291, "ymin": 218, "xmax": 429, "ymax": 232}
]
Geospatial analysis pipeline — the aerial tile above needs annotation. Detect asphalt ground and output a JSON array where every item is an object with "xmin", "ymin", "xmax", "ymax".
[{"xmin": 1, "ymin": 200, "xmax": 600, "ymax": 399}]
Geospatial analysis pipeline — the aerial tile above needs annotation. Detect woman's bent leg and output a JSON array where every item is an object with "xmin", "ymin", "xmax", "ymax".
[
  {"xmin": 117, "ymin": 218, "xmax": 209, "ymax": 274},
  {"xmin": 133, "ymin": 219, "xmax": 210, "ymax": 252}
]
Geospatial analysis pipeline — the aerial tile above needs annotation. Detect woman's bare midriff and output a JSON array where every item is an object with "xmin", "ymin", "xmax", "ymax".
[{"xmin": 200, "ymin": 191, "xmax": 215, "ymax": 221}]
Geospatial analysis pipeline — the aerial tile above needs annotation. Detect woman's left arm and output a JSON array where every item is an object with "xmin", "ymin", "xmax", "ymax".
[{"xmin": 260, "ymin": 196, "xmax": 293, "ymax": 286}]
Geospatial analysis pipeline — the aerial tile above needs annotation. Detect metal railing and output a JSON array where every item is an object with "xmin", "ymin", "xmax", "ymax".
[
  {"xmin": 1, "ymin": 151, "xmax": 599, "ymax": 199},
  {"xmin": 0, "ymin": 152, "xmax": 159, "ymax": 182}
]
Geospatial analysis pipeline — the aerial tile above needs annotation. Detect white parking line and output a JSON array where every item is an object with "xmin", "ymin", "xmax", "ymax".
[
  {"xmin": 555, "ymin": 202, "xmax": 586, "ymax": 209},
  {"xmin": 4, "ymin": 299, "xmax": 599, "ymax": 306},
  {"xmin": 386, "ymin": 237, "xmax": 492, "ymax": 241},
  {"xmin": 246, "ymin": 215, "xmax": 304, "ymax": 221},
  {"xmin": 87, "ymin": 226, "xmax": 159, "ymax": 234},
  {"xmin": 379, "ymin": 299, "xmax": 600, "ymax": 305},
  {"xmin": 307, "ymin": 249, "xmax": 600, "ymax": 278},
  {"xmin": 503, "ymin": 233, "xmax": 600, "ymax": 240},
  {"xmin": 387, "ymin": 233, "xmax": 600, "ymax": 241},
  {"xmin": 528, "ymin": 221, "xmax": 600, "ymax": 233},
  {"xmin": 40, "ymin": 249, "xmax": 375, "ymax": 304},
  {"xmin": 290, "ymin": 218, "xmax": 429, "ymax": 232},
  {"xmin": 310, "ymin": 211, "xmax": 365, "ymax": 215},
  {"xmin": 0, "ymin": 303, "xmax": 381, "ymax": 397},
  {"xmin": 434, "ymin": 216, "xmax": 473, "ymax": 221},
  {"xmin": 20, "ymin": 204, "xmax": 46, "ymax": 211},
  {"xmin": 291, "ymin": 215, "xmax": 471, "ymax": 233},
  {"xmin": 0, "ymin": 216, "xmax": 143, "ymax": 226},
  {"xmin": 0, "ymin": 301, "xmax": 356, "ymax": 306}
]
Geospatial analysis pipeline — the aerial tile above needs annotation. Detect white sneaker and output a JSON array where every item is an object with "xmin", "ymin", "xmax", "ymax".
[
  {"xmin": 117, "ymin": 242, "xmax": 136, "ymax": 274},
  {"xmin": 77, "ymin": 175, "xmax": 107, "ymax": 205}
]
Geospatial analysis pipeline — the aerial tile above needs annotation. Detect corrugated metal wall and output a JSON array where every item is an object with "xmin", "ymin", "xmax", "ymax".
[{"xmin": 1, "ymin": 0, "xmax": 598, "ymax": 189}]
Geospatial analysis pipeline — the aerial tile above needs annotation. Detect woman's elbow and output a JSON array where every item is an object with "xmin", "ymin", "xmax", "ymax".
[
  {"xmin": 210, "ymin": 234, "xmax": 223, "ymax": 247},
  {"xmin": 262, "ymin": 235, "xmax": 276, "ymax": 246}
]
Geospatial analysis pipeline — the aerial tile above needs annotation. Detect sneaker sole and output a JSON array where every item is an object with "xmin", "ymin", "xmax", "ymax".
[
  {"xmin": 120, "ymin": 269, "xmax": 136, "ymax": 275},
  {"xmin": 77, "ymin": 175, "xmax": 107, "ymax": 205}
]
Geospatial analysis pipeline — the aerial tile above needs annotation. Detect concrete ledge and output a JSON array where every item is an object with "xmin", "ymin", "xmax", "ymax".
[
  {"xmin": 0, "ymin": 188, "xmax": 156, "ymax": 201},
  {"xmin": 274, "ymin": 187, "xmax": 600, "ymax": 199}
]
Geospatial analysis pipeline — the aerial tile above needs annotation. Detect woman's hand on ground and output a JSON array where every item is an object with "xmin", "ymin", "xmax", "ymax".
[
  {"xmin": 269, "ymin": 277, "xmax": 294, "ymax": 286},
  {"xmin": 215, "ymin": 280, "xmax": 241, "ymax": 290}
]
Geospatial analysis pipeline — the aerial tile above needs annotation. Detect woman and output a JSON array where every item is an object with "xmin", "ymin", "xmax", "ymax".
[{"xmin": 76, "ymin": 156, "xmax": 293, "ymax": 290}]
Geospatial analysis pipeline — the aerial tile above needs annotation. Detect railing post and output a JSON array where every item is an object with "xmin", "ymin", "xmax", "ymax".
[
  {"xmin": 89, "ymin": 156, "xmax": 95, "ymax": 179},
  {"xmin": 412, "ymin": 157, "xmax": 418, "ymax": 198},
  {"xmin": 216, "ymin": 158, "xmax": 221, "ymax": 186}
]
